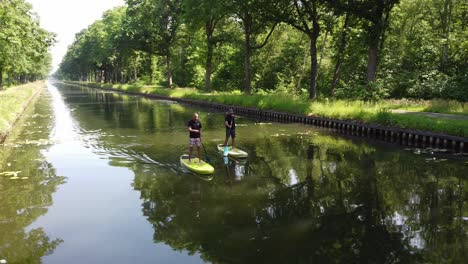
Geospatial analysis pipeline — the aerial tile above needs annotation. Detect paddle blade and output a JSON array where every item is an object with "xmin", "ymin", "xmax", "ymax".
[
  {"xmin": 223, "ymin": 146, "xmax": 229, "ymax": 157},
  {"xmin": 205, "ymin": 155, "xmax": 211, "ymax": 163}
]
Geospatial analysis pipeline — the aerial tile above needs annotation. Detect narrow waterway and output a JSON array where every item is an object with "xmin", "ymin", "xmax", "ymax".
[{"xmin": 0, "ymin": 82, "xmax": 466, "ymax": 264}]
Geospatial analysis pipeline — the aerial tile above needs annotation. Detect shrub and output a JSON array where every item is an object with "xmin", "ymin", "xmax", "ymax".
[{"xmin": 335, "ymin": 80, "xmax": 389, "ymax": 101}]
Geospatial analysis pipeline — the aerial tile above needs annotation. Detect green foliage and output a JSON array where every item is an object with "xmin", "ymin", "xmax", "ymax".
[
  {"xmin": 0, "ymin": 0, "xmax": 55, "ymax": 88},
  {"xmin": 389, "ymin": 114, "xmax": 468, "ymax": 136},
  {"xmin": 443, "ymin": 74, "xmax": 468, "ymax": 101},
  {"xmin": 57, "ymin": 0, "xmax": 467, "ymax": 102},
  {"xmin": 378, "ymin": 0, "xmax": 467, "ymax": 101},
  {"xmin": 211, "ymin": 45, "xmax": 245, "ymax": 91},
  {"xmin": 335, "ymin": 80, "xmax": 390, "ymax": 101},
  {"xmin": 253, "ymin": 24, "xmax": 309, "ymax": 94},
  {"xmin": 374, "ymin": 108, "xmax": 397, "ymax": 125},
  {"xmin": 402, "ymin": 71, "xmax": 468, "ymax": 101}
]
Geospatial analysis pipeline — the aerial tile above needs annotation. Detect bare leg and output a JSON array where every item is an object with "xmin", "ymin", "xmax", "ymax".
[
  {"xmin": 223, "ymin": 137, "xmax": 229, "ymax": 147},
  {"xmin": 231, "ymin": 137, "xmax": 236, "ymax": 149},
  {"xmin": 189, "ymin": 146, "xmax": 193, "ymax": 162}
]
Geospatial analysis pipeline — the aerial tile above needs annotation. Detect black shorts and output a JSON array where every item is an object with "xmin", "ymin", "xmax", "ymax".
[{"xmin": 226, "ymin": 128, "xmax": 236, "ymax": 138}]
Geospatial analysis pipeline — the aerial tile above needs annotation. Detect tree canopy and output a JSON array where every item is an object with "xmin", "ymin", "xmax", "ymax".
[
  {"xmin": 0, "ymin": 0, "xmax": 55, "ymax": 89},
  {"xmin": 56, "ymin": 0, "xmax": 467, "ymax": 101}
]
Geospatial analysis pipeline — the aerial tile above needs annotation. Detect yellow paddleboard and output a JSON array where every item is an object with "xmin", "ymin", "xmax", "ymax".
[{"xmin": 180, "ymin": 154, "xmax": 215, "ymax": 174}]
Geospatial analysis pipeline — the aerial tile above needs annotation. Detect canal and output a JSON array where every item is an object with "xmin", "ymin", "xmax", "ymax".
[{"xmin": 0, "ymin": 82, "xmax": 466, "ymax": 263}]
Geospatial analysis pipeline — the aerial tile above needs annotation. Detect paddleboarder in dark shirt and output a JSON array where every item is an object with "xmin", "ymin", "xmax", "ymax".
[
  {"xmin": 188, "ymin": 113, "xmax": 202, "ymax": 162},
  {"xmin": 222, "ymin": 108, "xmax": 236, "ymax": 149}
]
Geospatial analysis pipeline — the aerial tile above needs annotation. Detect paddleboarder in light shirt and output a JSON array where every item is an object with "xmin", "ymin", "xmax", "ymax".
[
  {"xmin": 222, "ymin": 108, "xmax": 236, "ymax": 150},
  {"xmin": 188, "ymin": 113, "xmax": 202, "ymax": 162}
]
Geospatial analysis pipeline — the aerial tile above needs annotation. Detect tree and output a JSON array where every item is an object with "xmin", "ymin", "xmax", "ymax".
[
  {"xmin": 182, "ymin": 0, "xmax": 227, "ymax": 91},
  {"xmin": 126, "ymin": 0, "xmax": 182, "ymax": 87},
  {"xmin": 332, "ymin": 0, "xmax": 399, "ymax": 83},
  {"xmin": 56, "ymin": 0, "xmax": 468, "ymax": 101},
  {"xmin": 279, "ymin": 0, "xmax": 327, "ymax": 99},
  {"xmin": 230, "ymin": 0, "xmax": 279, "ymax": 94},
  {"xmin": 0, "ymin": 0, "xmax": 54, "ymax": 88},
  {"xmin": 330, "ymin": 5, "xmax": 350, "ymax": 94}
]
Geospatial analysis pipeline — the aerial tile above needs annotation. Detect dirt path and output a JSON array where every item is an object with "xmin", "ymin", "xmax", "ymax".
[{"xmin": 391, "ymin": 110, "xmax": 468, "ymax": 121}]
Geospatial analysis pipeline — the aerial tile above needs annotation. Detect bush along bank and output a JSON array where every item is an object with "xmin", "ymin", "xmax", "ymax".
[
  {"xmin": 0, "ymin": 81, "xmax": 45, "ymax": 143},
  {"xmin": 64, "ymin": 81, "xmax": 468, "ymax": 151}
]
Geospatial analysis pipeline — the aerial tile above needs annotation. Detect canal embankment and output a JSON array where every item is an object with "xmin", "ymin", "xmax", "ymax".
[
  {"xmin": 0, "ymin": 81, "xmax": 46, "ymax": 144},
  {"xmin": 61, "ymin": 81, "xmax": 468, "ymax": 152}
]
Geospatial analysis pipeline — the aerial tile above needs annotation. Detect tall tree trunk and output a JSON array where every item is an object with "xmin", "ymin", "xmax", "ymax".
[
  {"xmin": 205, "ymin": 40, "xmax": 214, "ymax": 91},
  {"xmin": 291, "ymin": 0, "xmax": 320, "ymax": 99},
  {"xmin": 243, "ymin": 10, "xmax": 252, "ymax": 95},
  {"xmin": 7, "ymin": 72, "xmax": 11, "ymax": 87},
  {"xmin": 440, "ymin": 0, "xmax": 453, "ymax": 73},
  {"xmin": 296, "ymin": 39, "xmax": 308, "ymax": 91},
  {"xmin": 367, "ymin": 45, "xmax": 378, "ymax": 82},
  {"xmin": 0, "ymin": 67, "xmax": 3, "ymax": 90},
  {"xmin": 150, "ymin": 56, "xmax": 154, "ymax": 84},
  {"xmin": 205, "ymin": 19, "xmax": 217, "ymax": 92},
  {"xmin": 309, "ymin": 38, "xmax": 318, "ymax": 99},
  {"xmin": 366, "ymin": 17, "xmax": 381, "ymax": 83},
  {"xmin": 166, "ymin": 51, "xmax": 173, "ymax": 88},
  {"xmin": 331, "ymin": 12, "xmax": 350, "ymax": 95},
  {"xmin": 317, "ymin": 29, "xmax": 329, "ymax": 72},
  {"xmin": 134, "ymin": 66, "xmax": 137, "ymax": 82},
  {"xmin": 309, "ymin": 20, "xmax": 320, "ymax": 100},
  {"xmin": 366, "ymin": 2, "xmax": 395, "ymax": 83}
]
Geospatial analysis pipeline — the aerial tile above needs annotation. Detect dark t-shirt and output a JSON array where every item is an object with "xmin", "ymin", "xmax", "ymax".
[
  {"xmin": 188, "ymin": 119, "xmax": 202, "ymax": 138},
  {"xmin": 225, "ymin": 114, "xmax": 235, "ymax": 129}
]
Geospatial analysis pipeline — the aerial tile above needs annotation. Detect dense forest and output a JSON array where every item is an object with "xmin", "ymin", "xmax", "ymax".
[
  {"xmin": 56, "ymin": 0, "xmax": 467, "ymax": 101},
  {"xmin": 0, "ymin": 0, "xmax": 55, "ymax": 89}
]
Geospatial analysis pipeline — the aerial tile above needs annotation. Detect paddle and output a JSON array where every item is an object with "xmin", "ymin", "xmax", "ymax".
[
  {"xmin": 223, "ymin": 145, "xmax": 229, "ymax": 157},
  {"xmin": 201, "ymin": 140, "xmax": 211, "ymax": 163},
  {"xmin": 223, "ymin": 156, "xmax": 230, "ymax": 178},
  {"xmin": 224, "ymin": 127, "xmax": 231, "ymax": 157}
]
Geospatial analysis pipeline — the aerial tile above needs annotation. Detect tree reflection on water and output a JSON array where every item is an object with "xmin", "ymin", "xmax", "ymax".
[{"xmin": 0, "ymin": 92, "xmax": 65, "ymax": 263}]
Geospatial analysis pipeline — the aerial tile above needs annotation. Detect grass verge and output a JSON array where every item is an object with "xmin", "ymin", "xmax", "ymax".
[
  {"xmin": 0, "ymin": 82, "xmax": 45, "ymax": 139},
  {"xmin": 76, "ymin": 82, "xmax": 467, "ymax": 137}
]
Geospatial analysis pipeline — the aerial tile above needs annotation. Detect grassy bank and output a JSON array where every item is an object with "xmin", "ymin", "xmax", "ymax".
[
  {"xmin": 0, "ymin": 81, "xmax": 45, "ymax": 140},
  {"xmin": 77, "ymin": 82, "xmax": 467, "ymax": 137}
]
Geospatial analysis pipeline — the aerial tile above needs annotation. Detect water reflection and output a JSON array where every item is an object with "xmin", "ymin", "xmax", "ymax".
[
  {"xmin": 133, "ymin": 141, "xmax": 465, "ymax": 263},
  {"xmin": 36, "ymin": 84, "xmax": 468, "ymax": 263},
  {"xmin": 0, "ymin": 91, "xmax": 65, "ymax": 263}
]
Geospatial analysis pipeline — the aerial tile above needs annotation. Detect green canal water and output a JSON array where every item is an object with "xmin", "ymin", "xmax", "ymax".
[{"xmin": 0, "ymin": 82, "xmax": 466, "ymax": 263}]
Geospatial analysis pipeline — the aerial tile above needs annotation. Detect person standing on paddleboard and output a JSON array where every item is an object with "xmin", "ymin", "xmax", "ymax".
[
  {"xmin": 222, "ymin": 108, "xmax": 236, "ymax": 149},
  {"xmin": 188, "ymin": 113, "xmax": 202, "ymax": 162}
]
